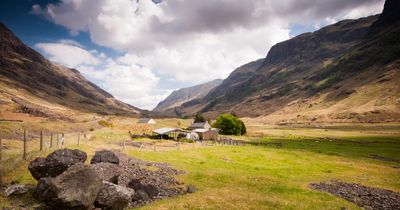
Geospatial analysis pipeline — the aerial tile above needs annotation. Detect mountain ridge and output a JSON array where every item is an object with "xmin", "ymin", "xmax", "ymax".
[
  {"xmin": 0, "ymin": 22, "xmax": 142, "ymax": 119},
  {"xmin": 165, "ymin": 3, "xmax": 400, "ymax": 123}
]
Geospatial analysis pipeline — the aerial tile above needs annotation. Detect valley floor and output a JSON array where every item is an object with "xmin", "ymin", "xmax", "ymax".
[{"xmin": 0, "ymin": 117, "xmax": 399, "ymax": 209}]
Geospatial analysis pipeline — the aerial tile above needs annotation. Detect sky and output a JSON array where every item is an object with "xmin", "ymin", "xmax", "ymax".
[{"xmin": 0, "ymin": 0, "xmax": 384, "ymax": 110}]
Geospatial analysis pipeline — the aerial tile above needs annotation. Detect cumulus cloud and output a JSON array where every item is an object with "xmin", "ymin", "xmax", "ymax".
[
  {"xmin": 31, "ymin": 0, "xmax": 384, "ymax": 109},
  {"xmin": 35, "ymin": 41, "xmax": 101, "ymax": 67}
]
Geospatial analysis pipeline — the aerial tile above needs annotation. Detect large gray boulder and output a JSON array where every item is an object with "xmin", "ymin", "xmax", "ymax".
[
  {"xmin": 90, "ymin": 150, "xmax": 119, "ymax": 165},
  {"xmin": 95, "ymin": 181, "xmax": 134, "ymax": 210},
  {"xmin": 90, "ymin": 162, "xmax": 122, "ymax": 184},
  {"xmin": 36, "ymin": 163, "xmax": 101, "ymax": 210},
  {"xmin": 28, "ymin": 149, "xmax": 87, "ymax": 180}
]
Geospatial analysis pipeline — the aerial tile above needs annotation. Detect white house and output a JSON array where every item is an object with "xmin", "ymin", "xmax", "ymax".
[{"xmin": 137, "ymin": 118, "xmax": 156, "ymax": 124}]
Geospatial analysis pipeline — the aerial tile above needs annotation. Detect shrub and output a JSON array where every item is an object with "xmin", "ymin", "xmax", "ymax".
[
  {"xmin": 98, "ymin": 120, "xmax": 113, "ymax": 128},
  {"xmin": 194, "ymin": 113, "xmax": 206, "ymax": 123},
  {"xmin": 213, "ymin": 114, "xmax": 246, "ymax": 135}
]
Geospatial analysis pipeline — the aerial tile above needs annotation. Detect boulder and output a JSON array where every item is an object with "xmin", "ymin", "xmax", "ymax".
[
  {"xmin": 95, "ymin": 181, "xmax": 134, "ymax": 210},
  {"xmin": 90, "ymin": 162, "xmax": 122, "ymax": 184},
  {"xmin": 186, "ymin": 185, "xmax": 197, "ymax": 193},
  {"xmin": 128, "ymin": 179, "xmax": 159, "ymax": 199},
  {"xmin": 132, "ymin": 189, "xmax": 150, "ymax": 202},
  {"xmin": 4, "ymin": 184, "xmax": 35, "ymax": 197},
  {"xmin": 36, "ymin": 163, "xmax": 101, "ymax": 210},
  {"xmin": 91, "ymin": 150, "xmax": 119, "ymax": 165},
  {"xmin": 28, "ymin": 149, "xmax": 87, "ymax": 180}
]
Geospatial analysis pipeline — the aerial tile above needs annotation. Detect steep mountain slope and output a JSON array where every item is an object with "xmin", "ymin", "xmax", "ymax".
[
  {"xmin": 153, "ymin": 79, "xmax": 222, "ymax": 114},
  {"xmin": 172, "ymin": 0, "xmax": 400, "ymax": 123},
  {"xmin": 0, "ymin": 23, "xmax": 141, "ymax": 120}
]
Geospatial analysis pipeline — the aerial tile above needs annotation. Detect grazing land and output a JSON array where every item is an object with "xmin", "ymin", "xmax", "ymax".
[{"xmin": 0, "ymin": 117, "xmax": 399, "ymax": 209}]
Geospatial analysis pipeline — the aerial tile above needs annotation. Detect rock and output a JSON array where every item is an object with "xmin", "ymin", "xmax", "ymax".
[
  {"xmin": 4, "ymin": 184, "xmax": 35, "ymax": 197},
  {"xmin": 36, "ymin": 163, "xmax": 101, "ymax": 209},
  {"xmin": 90, "ymin": 162, "xmax": 121, "ymax": 184},
  {"xmin": 186, "ymin": 185, "xmax": 197, "ymax": 193},
  {"xmin": 128, "ymin": 179, "xmax": 159, "ymax": 198},
  {"xmin": 95, "ymin": 181, "xmax": 134, "ymax": 210},
  {"xmin": 132, "ymin": 189, "xmax": 150, "ymax": 202},
  {"xmin": 91, "ymin": 150, "xmax": 119, "ymax": 165},
  {"xmin": 28, "ymin": 149, "xmax": 87, "ymax": 180}
]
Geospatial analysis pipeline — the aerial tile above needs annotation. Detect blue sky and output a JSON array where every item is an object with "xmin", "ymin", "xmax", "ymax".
[{"xmin": 0, "ymin": 0, "xmax": 384, "ymax": 110}]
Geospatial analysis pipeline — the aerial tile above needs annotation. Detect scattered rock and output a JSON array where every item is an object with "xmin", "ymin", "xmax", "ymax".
[
  {"xmin": 36, "ymin": 163, "xmax": 101, "ymax": 209},
  {"xmin": 186, "ymin": 185, "xmax": 197, "ymax": 193},
  {"xmin": 95, "ymin": 181, "xmax": 134, "ymax": 210},
  {"xmin": 28, "ymin": 149, "xmax": 87, "ymax": 180},
  {"xmin": 4, "ymin": 184, "xmax": 35, "ymax": 197},
  {"xmin": 91, "ymin": 150, "xmax": 119, "ymax": 165},
  {"xmin": 310, "ymin": 181, "xmax": 400, "ymax": 210},
  {"xmin": 128, "ymin": 179, "xmax": 159, "ymax": 199},
  {"xmin": 132, "ymin": 190, "xmax": 150, "ymax": 202},
  {"xmin": 90, "ymin": 162, "xmax": 122, "ymax": 184}
]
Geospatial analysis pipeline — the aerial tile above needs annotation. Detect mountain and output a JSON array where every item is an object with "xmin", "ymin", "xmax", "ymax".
[
  {"xmin": 0, "ymin": 23, "xmax": 141, "ymax": 120},
  {"xmin": 153, "ymin": 79, "xmax": 222, "ymax": 114},
  {"xmin": 170, "ymin": 0, "xmax": 400, "ymax": 123}
]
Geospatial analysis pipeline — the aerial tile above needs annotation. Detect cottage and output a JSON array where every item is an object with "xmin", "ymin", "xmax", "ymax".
[
  {"xmin": 137, "ymin": 118, "xmax": 156, "ymax": 124},
  {"xmin": 188, "ymin": 121, "xmax": 211, "ymax": 130},
  {"xmin": 193, "ymin": 129, "xmax": 218, "ymax": 141}
]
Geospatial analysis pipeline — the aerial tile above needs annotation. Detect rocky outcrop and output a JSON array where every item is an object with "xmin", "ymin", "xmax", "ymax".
[
  {"xmin": 95, "ymin": 181, "xmax": 135, "ymax": 210},
  {"xmin": 36, "ymin": 163, "xmax": 102, "ymax": 209},
  {"xmin": 28, "ymin": 148, "xmax": 87, "ymax": 180},
  {"xmin": 90, "ymin": 162, "xmax": 122, "ymax": 184},
  {"xmin": 91, "ymin": 150, "xmax": 119, "ymax": 165}
]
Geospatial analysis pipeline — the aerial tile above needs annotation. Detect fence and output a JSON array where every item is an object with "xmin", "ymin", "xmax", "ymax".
[{"xmin": 0, "ymin": 129, "xmax": 87, "ymax": 186}]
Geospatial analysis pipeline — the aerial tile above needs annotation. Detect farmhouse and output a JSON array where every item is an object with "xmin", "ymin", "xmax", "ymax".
[
  {"xmin": 193, "ymin": 129, "xmax": 218, "ymax": 140},
  {"xmin": 188, "ymin": 121, "xmax": 211, "ymax": 130},
  {"xmin": 137, "ymin": 118, "xmax": 156, "ymax": 124}
]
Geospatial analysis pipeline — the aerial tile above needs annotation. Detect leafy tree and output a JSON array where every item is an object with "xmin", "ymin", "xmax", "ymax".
[
  {"xmin": 194, "ymin": 113, "xmax": 206, "ymax": 123},
  {"xmin": 213, "ymin": 114, "xmax": 246, "ymax": 135}
]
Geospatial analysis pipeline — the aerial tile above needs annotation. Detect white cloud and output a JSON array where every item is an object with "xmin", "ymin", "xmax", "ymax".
[
  {"xmin": 31, "ymin": 0, "xmax": 385, "ymax": 110},
  {"xmin": 35, "ymin": 41, "xmax": 100, "ymax": 68}
]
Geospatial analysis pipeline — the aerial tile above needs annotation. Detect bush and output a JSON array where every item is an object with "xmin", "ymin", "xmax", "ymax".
[
  {"xmin": 213, "ymin": 114, "xmax": 246, "ymax": 135},
  {"xmin": 194, "ymin": 113, "xmax": 206, "ymax": 123},
  {"xmin": 98, "ymin": 120, "xmax": 113, "ymax": 128}
]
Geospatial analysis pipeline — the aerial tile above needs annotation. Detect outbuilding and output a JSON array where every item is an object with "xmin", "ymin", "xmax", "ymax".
[
  {"xmin": 193, "ymin": 129, "xmax": 218, "ymax": 141},
  {"xmin": 188, "ymin": 121, "xmax": 211, "ymax": 130},
  {"xmin": 137, "ymin": 118, "xmax": 156, "ymax": 124}
]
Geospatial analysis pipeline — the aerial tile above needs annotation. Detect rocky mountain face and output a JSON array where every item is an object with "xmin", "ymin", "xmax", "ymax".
[
  {"xmin": 153, "ymin": 79, "xmax": 222, "ymax": 115},
  {"xmin": 0, "ymin": 23, "xmax": 141, "ymax": 119},
  {"xmin": 170, "ymin": 0, "xmax": 400, "ymax": 123}
]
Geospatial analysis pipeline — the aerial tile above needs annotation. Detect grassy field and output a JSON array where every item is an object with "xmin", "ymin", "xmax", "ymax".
[{"xmin": 0, "ymin": 118, "xmax": 399, "ymax": 209}]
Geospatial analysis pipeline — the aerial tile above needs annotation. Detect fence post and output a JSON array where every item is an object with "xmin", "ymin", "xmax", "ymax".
[
  {"xmin": 40, "ymin": 130, "xmax": 43, "ymax": 151},
  {"xmin": 177, "ymin": 140, "xmax": 180, "ymax": 151},
  {"xmin": 0, "ymin": 138, "xmax": 3, "ymax": 187},
  {"xmin": 122, "ymin": 139, "xmax": 125, "ymax": 150},
  {"xmin": 56, "ymin": 133, "xmax": 59, "ymax": 148},
  {"xmin": 50, "ymin": 133, "xmax": 53, "ymax": 148},
  {"xmin": 153, "ymin": 144, "xmax": 156, "ymax": 152},
  {"xmin": 23, "ymin": 129, "xmax": 27, "ymax": 160},
  {"xmin": 78, "ymin": 132, "xmax": 80, "ymax": 146}
]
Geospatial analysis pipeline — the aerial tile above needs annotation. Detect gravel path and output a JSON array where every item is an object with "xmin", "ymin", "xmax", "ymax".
[{"xmin": 310, "ymin": 181, "xmax": 400, "ymax": 210}]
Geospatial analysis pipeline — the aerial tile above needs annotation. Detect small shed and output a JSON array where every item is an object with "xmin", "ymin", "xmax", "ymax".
[
  {"xmin": 188, "ymin": 121, "xmax": 211, "ymax": 130},
  {"xmin": 138, "ymin": 118, "xmax": 156, "ymax": 124},
  {"xmin": 152, "ymin": 127, "xmax": 189, "ymax": 140},
  {"xmin": 193, "ymin": 129, "xmax": 218, "ymax": 141}
]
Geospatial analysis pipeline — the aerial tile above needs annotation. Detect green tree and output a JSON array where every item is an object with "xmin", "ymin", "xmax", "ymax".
[
  {"xmin": 194, "ymin": 113, "xmax": 206, "ymax": 123},
  {"xmin": 213, "ymin": 114, "xmax": 246, "ymax": 135}
]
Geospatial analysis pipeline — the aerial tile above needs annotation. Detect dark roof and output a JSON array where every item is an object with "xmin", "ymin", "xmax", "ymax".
[{"xmin": 188, "ymin": 122, "xmax": 209, "ymax": 128}]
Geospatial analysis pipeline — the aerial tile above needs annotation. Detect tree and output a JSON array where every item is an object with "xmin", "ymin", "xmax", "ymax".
[
  {"xmin": 194, "ymin": 113, "xmax": 206, "ymax": 123},
  {"xmin": 213, "ymin": 114, "xmax": 246, "ymax": 135}
]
